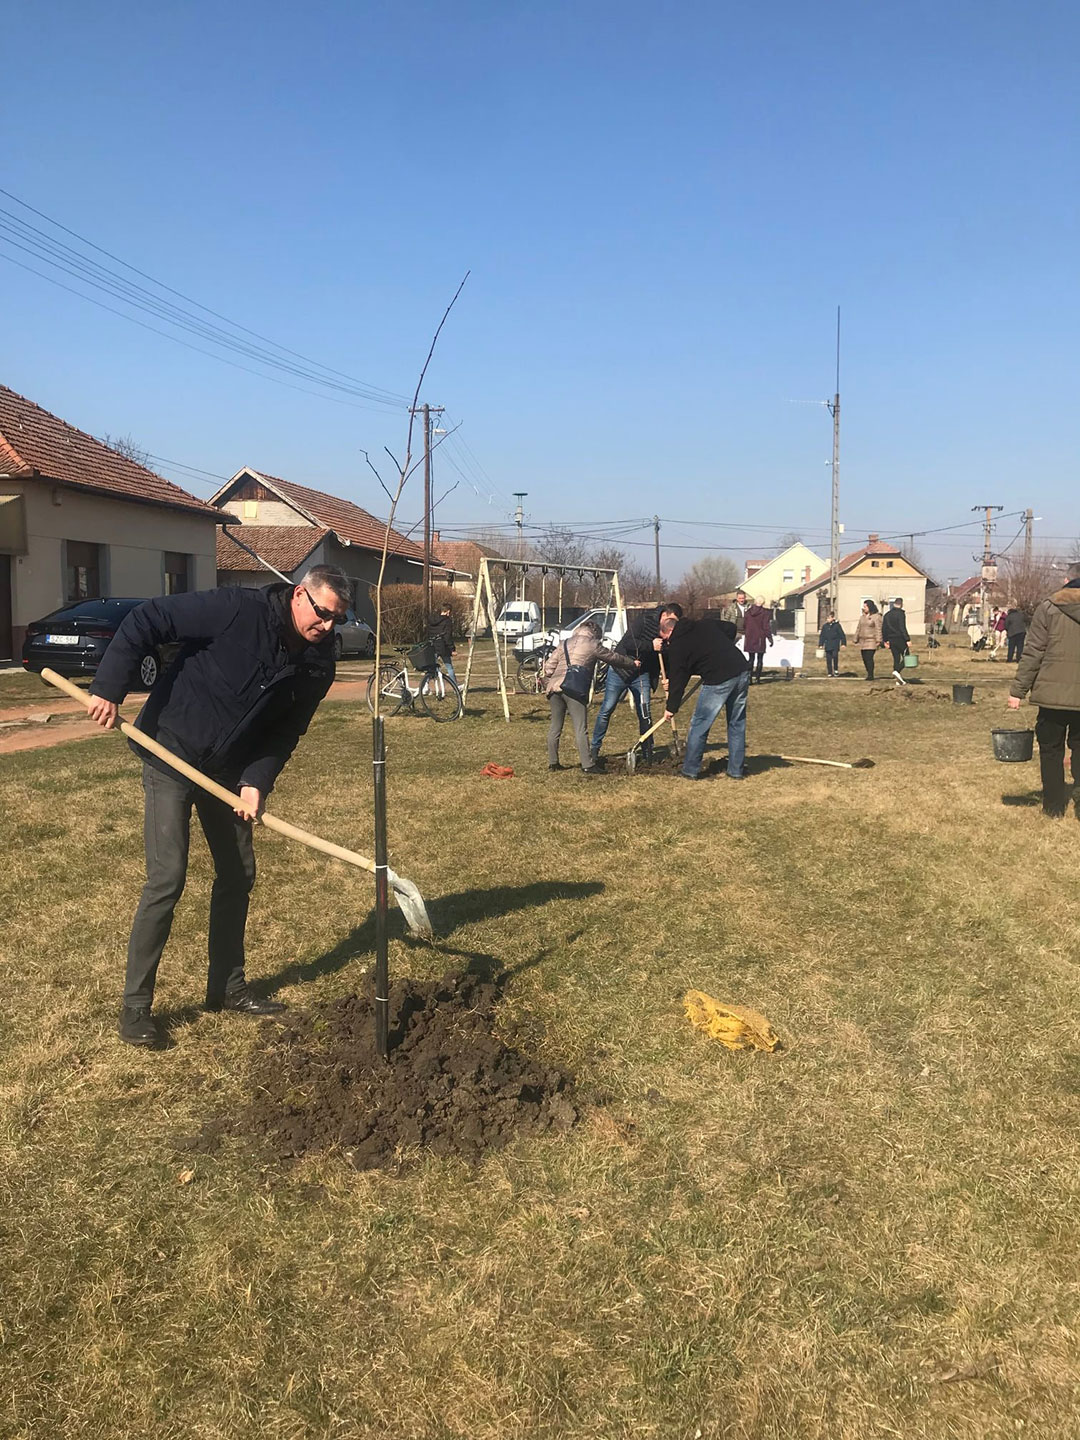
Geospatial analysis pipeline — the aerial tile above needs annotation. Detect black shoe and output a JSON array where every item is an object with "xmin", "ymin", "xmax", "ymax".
[
  {"xmin": 680, "ymin": 771, "xmax": 702, "ymax": 781},
  {"xmin": 119, "ymin": 1005, "xmax": 160, "ymax": 1048},
  {"xmin": 548, "ymin": 763, "xmax": 564, "ymax": 771},
  {"xmin": 725, "ymin": 772, "xmax": 746, "ymax": 781},
  {"xmin": 207, "ymin": 988, "xmax": 286, "ymax": 1016}
]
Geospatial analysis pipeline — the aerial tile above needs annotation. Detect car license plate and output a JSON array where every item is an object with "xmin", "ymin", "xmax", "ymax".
[{"xmin": 46, "ymin": 634, "xmax": 80, "ymax": 645}]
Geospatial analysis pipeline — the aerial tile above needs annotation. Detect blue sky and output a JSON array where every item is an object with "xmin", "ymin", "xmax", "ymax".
[{"xmin": 3, "ymin": 0, "xmax": 1077, "ymax": 582}]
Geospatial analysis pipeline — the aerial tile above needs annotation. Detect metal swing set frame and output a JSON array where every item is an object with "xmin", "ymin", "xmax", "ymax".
[{"xmin": 461, "ymin": 556, "xmax": 625, "ymax": 722}]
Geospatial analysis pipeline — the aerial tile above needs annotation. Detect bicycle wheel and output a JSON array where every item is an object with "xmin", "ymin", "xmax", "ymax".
[
  {"xmin": 367, "ymin": 664, "xmax": 407, "ymax": 715},
  {"xmin": 418, "ymin": 669, "xmax": 463, "ymax": 722},
  {"xmin": 517, "ymin": 655, "xmax": 543, "ymax": 691}
]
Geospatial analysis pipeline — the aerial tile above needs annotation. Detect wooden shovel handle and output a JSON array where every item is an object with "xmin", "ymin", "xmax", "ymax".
[
  {"xmin": 631, "ymin": 676, "xmax": 700, "ymax": 751},
  {"xmin": 41, "ymin": 667, "xmax": 378, "ymax": 878}
]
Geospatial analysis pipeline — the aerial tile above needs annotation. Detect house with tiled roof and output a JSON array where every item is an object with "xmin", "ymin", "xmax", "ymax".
[
  {"xmin": 784, "ymin": 534, "xmax": 933, "ymax": 638},
  {"xmin": 211, "ymin": 467, "xmax": 441, "ymax": 626},
  {"xmin": 0, "ymin": 384, "xmax": 222, "ymax": 660},
  {"xmin": 742, "ymin": 541, "xmax": 827, "ymax": 607}
]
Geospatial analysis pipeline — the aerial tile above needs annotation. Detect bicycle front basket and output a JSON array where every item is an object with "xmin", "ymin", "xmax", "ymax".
[{"xmin": 408, "ymin": 642, "xmax": 438, "ymax": 671}]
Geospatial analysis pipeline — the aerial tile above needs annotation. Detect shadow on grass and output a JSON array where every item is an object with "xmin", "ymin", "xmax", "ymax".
[{"xmin": 253, "ymin": 879, "xmax": 605, "ymax": 995}]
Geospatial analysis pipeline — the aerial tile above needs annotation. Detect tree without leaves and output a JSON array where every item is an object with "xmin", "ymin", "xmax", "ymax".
[
  {"xmin": 676, "ymin": 555, "xmax": 741, "ymax": 614},
  {"xmin": 101, "ymin": 432, "xmax": 151, "ymax": 467},
  {"xmin": 999, "ymin": 553, "xmax": 1068, "ymax": 617}
]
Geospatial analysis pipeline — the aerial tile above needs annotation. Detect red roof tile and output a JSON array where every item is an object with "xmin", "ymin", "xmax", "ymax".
[
  {"xmin": 219, "ymin": 468, "xmax": 431, "ymax": 564},
  {"xmin": 217, "ymin": 526, "xmax": 330, "ymax": 575},
  {"xmin": 0, "ymin": 384, "xmax": 221, "ymax": 519}
]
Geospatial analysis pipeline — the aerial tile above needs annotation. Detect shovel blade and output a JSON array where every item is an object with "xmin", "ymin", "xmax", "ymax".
[{"xmin": 389, "ymin": 871, "xmax": 433, "ymax": 938}]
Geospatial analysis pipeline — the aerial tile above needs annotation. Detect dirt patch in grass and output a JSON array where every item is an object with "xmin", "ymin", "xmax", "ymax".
[{"xmin": 236, "ymin": 970, "xmax": 580, "ymax": 1169}]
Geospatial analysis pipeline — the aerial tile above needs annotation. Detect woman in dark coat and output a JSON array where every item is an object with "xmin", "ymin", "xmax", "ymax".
[{"xmin": 742, "ymin": 598, "xmax": 773, "ymax": 683}]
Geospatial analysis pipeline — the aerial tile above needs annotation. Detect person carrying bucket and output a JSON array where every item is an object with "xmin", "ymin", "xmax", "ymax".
[
  {"xmin": 881, "ymin": 599, "xmax": 911, "ymax": 685},
  {"xmin": 1007, "ymin": 561, "xmax": 1080, "ymax": 819}
]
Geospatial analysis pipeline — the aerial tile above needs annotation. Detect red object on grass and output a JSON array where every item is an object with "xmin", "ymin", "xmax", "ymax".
[{"xmin": 481, "ymin": 763, "xmax": 515, "ymax": 779}]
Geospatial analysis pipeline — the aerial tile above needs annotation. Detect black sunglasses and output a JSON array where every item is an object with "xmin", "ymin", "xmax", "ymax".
[{"xmin": 303, "ymin": 587, "xmax": 347, "ymax": 624}]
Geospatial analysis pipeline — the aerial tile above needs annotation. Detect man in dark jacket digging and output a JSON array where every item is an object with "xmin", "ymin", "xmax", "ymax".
[
  {"xmin": 589, "ymin": 602, "xmax": 682, "ymax": 768},
  {"xmin": 1008, "ymin": 564, "xmax": 1080, "ymax": 818},
  {"xmin": 661, "ymin": 614, "xmax": 751, "ymax": 781},
  {"xmin": 87, "ymin": 566, "xmax": 347, "ymax": 1046}
]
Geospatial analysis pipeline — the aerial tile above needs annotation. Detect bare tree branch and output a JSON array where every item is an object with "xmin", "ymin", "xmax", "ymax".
[
  {"xmin": 361, "ymin": 449, "xmax": 395, "ymax": 506},
  {"xmin": 371, "ymin": 273, "xmax": 470, "ymax": 712}
]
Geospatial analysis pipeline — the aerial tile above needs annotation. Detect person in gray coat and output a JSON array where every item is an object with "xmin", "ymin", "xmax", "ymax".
[{"xmin": 1008, "ymin": 564, "xmax": 1080, "ymax": 817}]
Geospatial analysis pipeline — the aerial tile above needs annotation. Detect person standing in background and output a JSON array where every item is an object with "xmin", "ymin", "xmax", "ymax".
[
  {"xmin": 1005, "ymin": 604, "xmax": 1028, "ymax": 663},
  {"xmin": 881, "ymin": 599, "xmax": 911, "ymax": 684},
  {"xmin": 1008, "ymin": 563, "xmax": 1080, "ymax": 818},
  {"xmin": 852, "ymin": 600, "xmax": 883, "ymax": 680},
  {"xmin": 819, "ymin": 612, "xmax": 847, "ymax": 677},
  {"xmin": 742, "ymin": 597, "xmax": 773, "ymax": 684}
]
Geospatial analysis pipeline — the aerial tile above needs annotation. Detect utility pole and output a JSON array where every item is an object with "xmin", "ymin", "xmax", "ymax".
[
  {"xmin": 512, "ymin": 492, "xmax": 528, "ymax": 600},
  {"xmin": 973, "ymin": 503, "xmax": 1003, "ymax": 629},
  {"xmin": 653, "ymin": 515, "xmax": 661, "ymax": 598},
  {"xmin": 1024, "ymin": 507, "xmax": 1034, "ymax": 568},
  {"xmin": 826, "ymin": 308, "xmax": 841, "ymax": 614},
  {"xmin": 410, "ymin": 401, "xmax": 444, "ymax": 626}
]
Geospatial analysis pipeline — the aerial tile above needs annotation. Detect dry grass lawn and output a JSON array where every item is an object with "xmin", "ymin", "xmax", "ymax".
[{"xmin": 2, "ymin": 638, "xmax": 1078, "ymax": 1439}]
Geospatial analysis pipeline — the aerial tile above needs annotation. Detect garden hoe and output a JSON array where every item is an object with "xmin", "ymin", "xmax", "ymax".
[
  {"xmin": 625, "ymin": 678, "xmax": 700, "ymax": 774},
  {"xmin": 42, "ymin": 668, "xmax": 433, "ymax": 937}
]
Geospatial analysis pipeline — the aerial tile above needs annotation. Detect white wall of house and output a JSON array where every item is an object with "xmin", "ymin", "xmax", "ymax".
[
  {"xmin": 744, "ymin": 543, "xmax": 826, "ymax": 606},
  {"xmin": 795, "ymin": 568, "xmax": 927, "ymax": 639},
  {"xmin": 2, "ymin": 481, "xmax": 218, "ymax": 650}
]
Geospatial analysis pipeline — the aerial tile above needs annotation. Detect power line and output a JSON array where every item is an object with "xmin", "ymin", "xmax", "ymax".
[{"xmin": 0, "ymin": 187, "xmax": 410, "ymax": 409}]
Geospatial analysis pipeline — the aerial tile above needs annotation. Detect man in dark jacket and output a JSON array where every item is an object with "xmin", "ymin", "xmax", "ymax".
[
  {"xmin": 661, "ymin": 614, "xmax": 751, "ymax": 780},
  {"xmin": 590, "ymin": 603, "xmax": 682, "ymax": 766},
  {"xmin": 1008, "ymin": 564, "xmax": 1080, "ymax": 818},
  {"xmin": 427, "ymin": 602, "xmax": 457, "ymax": 683},
  {"xmin": 881, "ymin": 599, "xmax": 911, "ymax": 684},
  {"xmin": 87, "ymin": 566, "xmax": 346, "ymax": 1046},
  {"xmin": 1005, "ymin": 605, "xmax": 1028, "ymax": 663}
]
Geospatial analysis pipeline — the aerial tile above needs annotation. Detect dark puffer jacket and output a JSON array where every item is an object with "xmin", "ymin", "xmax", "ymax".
[
  {"xmin": 1011, "ymin": 581, "xmax": 1080, "ymax": 710},
  {"xmin": 89, "ymin": 583, "xmax": 335, "ymax": 796}
]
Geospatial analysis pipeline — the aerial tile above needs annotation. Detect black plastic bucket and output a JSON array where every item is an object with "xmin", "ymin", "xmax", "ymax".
[
  {"xmin": 952, "ymin": 684, "xmax": 974, "ymax": 705},
  {"xmin": 991, "ymin": 728, "xmax": 1034, "ymax": 763}
]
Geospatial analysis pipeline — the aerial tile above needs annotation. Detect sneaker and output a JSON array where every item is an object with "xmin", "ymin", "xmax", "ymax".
[
  {"xmin": 119, "ymin": 1005, "xmax": 160, "ymax": 1048},
  {"xmin": 680, "ymin": 771, "xmax": 702, "ymax": 781}
]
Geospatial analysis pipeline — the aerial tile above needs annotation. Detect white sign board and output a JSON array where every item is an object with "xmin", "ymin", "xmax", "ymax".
[{"xmin": 740, "ymin": 636, "xmax": 804, "ymax": 671}]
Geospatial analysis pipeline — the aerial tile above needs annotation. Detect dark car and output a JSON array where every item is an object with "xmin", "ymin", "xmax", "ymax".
[{"xmin": 21, "ymin": 597, "xmax": 170, "ymax": 688}]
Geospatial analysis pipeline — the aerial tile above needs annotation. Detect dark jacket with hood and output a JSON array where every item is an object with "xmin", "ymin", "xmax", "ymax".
[
  {"xmin": 89, "ymin": 583, "xmax": 335, "ymax": 796},
  {"xmin": 881, "ymin": 605, "xmax": 910, "ymax": 647},
  {"xmin": 613, "ymin": 607, "xmax": 664, "ymax": 682},
  {"xmin": 1011, "ymin": 580, "xmax": 1080, "ymax": 710},
  {"xmin": 428, "ymin": 612, "xmax": 455, "ymax": 659},
  {"xmin": 663, "ymin": 616, "xmax": 749, "ymax": 713},
  {"xmin": 819, "ymin": 619, "xmax": 847, "ymax": 651}
]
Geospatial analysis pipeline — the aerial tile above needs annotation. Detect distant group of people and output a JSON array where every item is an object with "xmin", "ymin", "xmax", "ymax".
[
  {"xmin": 965, "ymin": 605, "xmax": 1027, "ymax": 660},
  {"xmin": 541, "ymin": 601, "xmax": 752, "ymax": 781},
  {"xmin": 818, "ymin": 598, "xmax": 912, "ymax": 683}
]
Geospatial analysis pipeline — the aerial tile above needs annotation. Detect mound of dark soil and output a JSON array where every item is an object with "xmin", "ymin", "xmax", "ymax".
[{"xmin": 241, "ymin": 972, "xmax": 580, "ymax": 1169}]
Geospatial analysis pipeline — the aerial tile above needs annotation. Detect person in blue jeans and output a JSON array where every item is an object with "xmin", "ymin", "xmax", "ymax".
[
  {"xmin": 590, "ymin": 602, "xmax": 682, "ymax": 766},
  {"xmin": 660, "ymin": 613, "xmax": 751, "ymax": 780}
]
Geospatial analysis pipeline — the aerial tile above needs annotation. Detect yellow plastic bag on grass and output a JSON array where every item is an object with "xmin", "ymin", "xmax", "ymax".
[{"xmin": 684, "ymin": 990, "xmax": 779, "ymax": 1052}]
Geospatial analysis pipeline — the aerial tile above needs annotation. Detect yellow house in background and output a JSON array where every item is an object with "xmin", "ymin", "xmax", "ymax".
[
  {"xmin": 786, "ymin": 534, "xmax": 931, "ymax": 638},
  {"xmin": 743, "ymin": 542, "xmax": 827, "ymax": 606}
]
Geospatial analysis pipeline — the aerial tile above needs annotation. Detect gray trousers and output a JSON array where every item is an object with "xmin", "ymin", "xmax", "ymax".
[
  {"xmin": 547, "ymin": 693, "xmax": 593, "ymax": 770},
  {"xmin": 125, "ymin": 762, "xmax": 256, "ymax": 1008}
]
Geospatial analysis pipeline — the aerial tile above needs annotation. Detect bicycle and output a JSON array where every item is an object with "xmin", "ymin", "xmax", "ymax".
[
  {"xmin": 516, "ymin": 639, "xmax": 555, "ymax": 694},
  {"xmin": 366, "ymin": 643, "xmax": 463, "ymax": 721}
]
